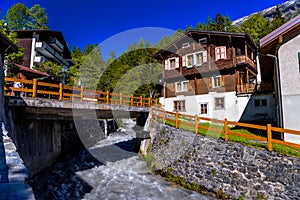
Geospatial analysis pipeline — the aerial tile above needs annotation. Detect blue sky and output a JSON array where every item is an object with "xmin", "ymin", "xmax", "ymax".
[{"xmin": 1, "ymin": 0, "xmax": 287, "ymax": 59}]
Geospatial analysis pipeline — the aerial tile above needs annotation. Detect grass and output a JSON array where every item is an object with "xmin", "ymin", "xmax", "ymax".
[{"xmin": 155, "ymin": 117, "xmax": 300, "ymax": 158}]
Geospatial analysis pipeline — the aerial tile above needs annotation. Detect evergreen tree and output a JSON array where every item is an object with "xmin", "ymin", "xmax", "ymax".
[
  {"xmin": 239, "ymin": 13, "xmax": 271, "ymax": 43},
  {"xmin": 28, "ymin": 4, "xmax": 48, "ymax": 30},
  {"xmin": 271, "ymin": 6, "xmax": 287, "ymax": 31},
  {"xmin": 6, "ymin": 3, "xmax": 48, "ymax": 30}
]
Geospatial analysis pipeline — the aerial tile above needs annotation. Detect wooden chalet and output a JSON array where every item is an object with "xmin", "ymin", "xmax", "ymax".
[{"xmin": 154, "ymin": 30, "xmax": 275, "ymax": 122}]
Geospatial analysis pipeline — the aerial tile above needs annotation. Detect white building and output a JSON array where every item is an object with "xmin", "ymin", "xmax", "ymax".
[{"xmin": 260, "ymin": 15, "xmax": 300, "ymax": 143}]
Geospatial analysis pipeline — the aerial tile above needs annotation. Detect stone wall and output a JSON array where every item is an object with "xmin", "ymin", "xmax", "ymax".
[{"xmin": 149, "ymin": 121, "xmax": 300, "ymax": 199}]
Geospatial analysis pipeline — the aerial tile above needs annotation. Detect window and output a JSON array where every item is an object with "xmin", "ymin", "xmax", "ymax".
[
  {"xmin": 213, "ymin": 76, "xmax": 221, "ymax": 88},
  {"xmin": 182, "ymin": 42, "xmax": 190, "ymax": 48},
  {"xmin": 165, "ymin": 57, "xmax": 179, "ymax": 70},
  {"xmin": 215, "ymin": 97, "xmax": 225, "ymax": 109},
  {"xmin": 254, "ymin": 99, "xmax": 267, "ymax": 107},
  {"xmin": 195, "ymin": 52, "xmax": 203, "ymax": 66},
  {"xmin": 169, "ymin": 58, "xmax": 176, "ymax": 70},
  {"xmin": 187, "ymin": 54, "xmax": 194, "ymax": 67},
  {"xmin": 215, "ymin": 46, "xmax": 227, "ymax": 60},
  {"xmin": 200, "ymin": 103, "xmax": 208, "ymax": 114},
  {"xmin": 175, "ymin": 81, "xmax": 188, "ymax": 92},
  {"xmin": 174, "ymin": 100, "xmax": 186, "ymax": 111}
]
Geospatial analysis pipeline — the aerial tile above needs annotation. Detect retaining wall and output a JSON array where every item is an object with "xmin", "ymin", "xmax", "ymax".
[{"xmin": 149, "ymin": 121, "xmax": 300, "ymax": 199}]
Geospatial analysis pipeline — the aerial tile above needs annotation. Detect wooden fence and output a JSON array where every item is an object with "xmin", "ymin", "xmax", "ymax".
[
  {"xmin": 4, "ymin": 77, "xmax": 158, "ymax": 107},
  {"xmin": 152, "ymin": 107, "xmax": 300, "ymax": 151}
]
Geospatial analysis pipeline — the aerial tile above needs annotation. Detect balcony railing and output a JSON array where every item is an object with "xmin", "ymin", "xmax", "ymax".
[
  {"xmin": 236, "ymin": 55, "xmax": 257, "ymax": 71},
  {"xmin": 237, "ymin": 82, "xmax": 274, "ymax": 94},
  {"xmin": 48, "ymin": 38, "xmax": 64, "ymax": 52}
]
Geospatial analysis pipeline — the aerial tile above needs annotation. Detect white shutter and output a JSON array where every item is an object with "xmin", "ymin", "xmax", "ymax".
[
  {"xmin": 164, "ymin": 60, "xmax": 168, "ymax": 70},
  {"xmin": 203, "ymin": 51, "xmax": 207, "ymax": 63},
  {"xmin": 182, "ymin": 56, "xmax": 186, "ymax": 67},
  {"xmin": 215, "ymin": 47, "xmax": 220, "ymax": 60},
  {"xmin": 175, "ymin": 57, "xmax": 179, "ymax": 68},
  {"xmin": 221, "ymin": 46, "xmax": 227, "ymax": 59}
]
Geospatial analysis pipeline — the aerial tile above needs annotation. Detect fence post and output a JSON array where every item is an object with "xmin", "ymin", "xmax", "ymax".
[
  {"xmin": 175, "ymin": 111, "xmax": 179, "ymax": 128},
  {"xmin": 148, "ymin": 97, "xmax": 151, "ymax": 107},
  {"xmin": 80, "ymin": 86, "xmax": 84, "ymax": 102},
  {"xmin": 140, "ymin": 96, "xmax": 143, "ymax": 106},
  {"xmin": 120, "ymin": 93, "xmax": 122, "ymax": 105},
  {"xmin": 224, "ymin": 118, "xmax": 228, "ymax": 141},
  {"xmin": 130, "ymin": 95, "xmax": 133, "ymax": 106},
  {"xmin": 32, "ymin": 78, "xmax": 37, "ymax": 98},
  {"xmin": 267, "ymin": 124, "xmax": 273, "ymax": 151},
  {"xmin": 195, "ymin": 115, "xmax": 198, "ymax": 134},
  {"xmin": 59, "ymin": 83, "xmax": 63, "ymax": 100},
  {"xmin": 155, "ymin": 98, "xmax": 158, "ymax": 107},
  {"xmin": 106, "ymin": 91, "xmax": 109, "ymax": 104}
]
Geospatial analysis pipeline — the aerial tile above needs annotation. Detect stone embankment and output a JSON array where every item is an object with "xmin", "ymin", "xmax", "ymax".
[{"xmin": 149, "ymin": 121, "xmax": 300, "ymax": 199}]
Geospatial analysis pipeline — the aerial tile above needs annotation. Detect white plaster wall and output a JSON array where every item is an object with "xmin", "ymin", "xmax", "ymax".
[
  {"xmin": 282, "ymin": 95, "xmax": 300, "ymax": 144},
  {"xmin": 160, "ymin": 92, "xmax": 275, "ymax": 123},
  {"xmin": 278, "ymin": 34, "xmax": 300, "ymax": 144},
  {"xmin": 278, "ymin": 34, "xmax": 300, "ymax": 96}
]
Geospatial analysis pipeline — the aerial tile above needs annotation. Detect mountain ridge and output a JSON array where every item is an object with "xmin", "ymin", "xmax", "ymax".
[{"xmin": 233, "ymin": 0, "xmax": 300, "ymax": 25}]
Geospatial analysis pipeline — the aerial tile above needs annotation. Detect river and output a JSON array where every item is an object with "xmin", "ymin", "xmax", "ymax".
[{"xmin": 28, "ymin": 119, "xmax": 211, "ymax": 200}]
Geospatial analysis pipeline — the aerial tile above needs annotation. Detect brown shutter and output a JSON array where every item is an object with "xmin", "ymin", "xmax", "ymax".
[
  {"xmin": 221, "ymin": 76, "xmax": 225, "ymax": 87},
  {"xmin": 208, "ymin": 77, "xmax": 212, "ymax": 89}
]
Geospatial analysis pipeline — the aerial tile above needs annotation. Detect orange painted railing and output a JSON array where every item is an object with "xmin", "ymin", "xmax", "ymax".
[
  {"xmin": 152, "ymin": 107, "xmax": 300, "ymax": 151},
  {"xmin": 4, "ymin": 77, "xmax": 159, "ymax": 107}
]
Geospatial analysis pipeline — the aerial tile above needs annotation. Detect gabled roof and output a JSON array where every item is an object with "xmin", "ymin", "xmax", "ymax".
[
  {"xmin": 15, "ymin": 64, "xmax": 49, "ymax": 77},
  {"xmin": 154, "ymin": 30, "xmax": 257, "ymax": 59},
  {"xmin": 260, "ymin": 14, "xmax": 300, "ymax": 49}
]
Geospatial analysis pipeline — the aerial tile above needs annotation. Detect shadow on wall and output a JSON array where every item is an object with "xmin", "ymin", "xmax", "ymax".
[{"xmin": 236, "ymin": 93, "xmax": 280, "ymax": 139}]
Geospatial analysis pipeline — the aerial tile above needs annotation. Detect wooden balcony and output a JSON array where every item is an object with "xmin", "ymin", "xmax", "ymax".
[
  {"xmin": 237, "ymin": 83, "xmax": 255, "ymax": 94},
  {"xmin": 237, "ymin": 82, "xmax": 274, "ymax": 94},
  {"xmin": 236, "ymin": 55, "xmax": 257, "ymax": 71}
]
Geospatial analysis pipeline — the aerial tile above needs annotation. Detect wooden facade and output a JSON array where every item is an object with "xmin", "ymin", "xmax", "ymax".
[{"xmin": 155, "ymin": 30, "xmax": 259, "ymax": 98}]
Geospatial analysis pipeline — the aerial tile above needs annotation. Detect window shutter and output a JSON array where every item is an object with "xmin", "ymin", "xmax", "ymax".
[
  {"xmin": 182, "ymin": 56, "xmax": 186, "ymax": 67},
  {"xmin": 215, "ymin": 47, "xmax": 220, "ymax": 60},
  {"xmin": 208, "ymin": 77, "xmax": 212, "ymax": 89},
  {"xmin": 221, "ymin": 76, "xmax": 225, "ymax": 86},
  {"xmin": 221, "ymin": 46, "xmax": 227, "ymax": 59},
  {"xmin": 164, "ymin": 60, "xmax": 168, "ymax": 70},
  {"xmin": 175, "ymin": 57, "xmax": 179, "ymax": 68},
  {"xmin": 203, "ymin": 51, "xmax": 207, "ymax": 63}
]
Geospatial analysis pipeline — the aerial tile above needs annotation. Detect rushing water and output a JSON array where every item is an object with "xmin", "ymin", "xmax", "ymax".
[{"xmin": 28, "ymin": 119, "xmax": 211, "ymax": 200}]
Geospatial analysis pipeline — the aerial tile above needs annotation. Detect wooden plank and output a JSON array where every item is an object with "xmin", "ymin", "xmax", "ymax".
[
  {"xmin": 272, "ymin": 139, "xmax": 300, "ymax": 149},
  {"xmin": 271, "ymin": 127, "xmax": 300, "ymax": 136},
  {"xmin": 179, "ymin": 113, "xmax": 194, "ymax": 119},
  {"xmin": 179, "ymin": 120, "xmax": 194, "ymax": 127},
  {"xmin": 228, "ymin": 131, "xmax": 267, "ymax": 141},
  {"xmin": 166, "ymin": 119, "xmax": 176, "ymax": 123},
  {"xmin": 227, "ymin": 120, "xmax": 267, "ymax": 131},
  {"xmin": 37, "ymin": 90, "xmax": 60, "ymax": 95},
  {"xmin": 37, "ymin": 82, "xmax": 60, "ymax": 88}
]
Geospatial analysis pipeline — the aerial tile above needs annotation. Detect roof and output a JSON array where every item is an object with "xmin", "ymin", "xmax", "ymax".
[
  {"xmin": 0, "ymin": 32, "xmax": 18, "ymax": 53},
  {"xmin": 13, "ymin": 30, "xmax": 72, "ymax": 59},
  {"xmin": 154, "ymin": 30, "xmax": 257, "ymax": 59},
  {"xmin": 260, "ymin": 14, "xmax": 300, "ymax": 48},
  {"xmin": 15, "ymin": 64, "xmax": 49, "ymax": 76}
]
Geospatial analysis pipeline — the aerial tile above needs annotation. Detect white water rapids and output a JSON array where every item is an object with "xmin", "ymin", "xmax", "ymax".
[{"xmin": 28, "ymin": 119, "xmax": 211, "ymax": 199}]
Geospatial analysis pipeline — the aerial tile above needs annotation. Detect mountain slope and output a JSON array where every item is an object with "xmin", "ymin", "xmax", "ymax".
[{"xmin": 233, "ymin": 0, "xmax": 300, "ymax": 25}]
